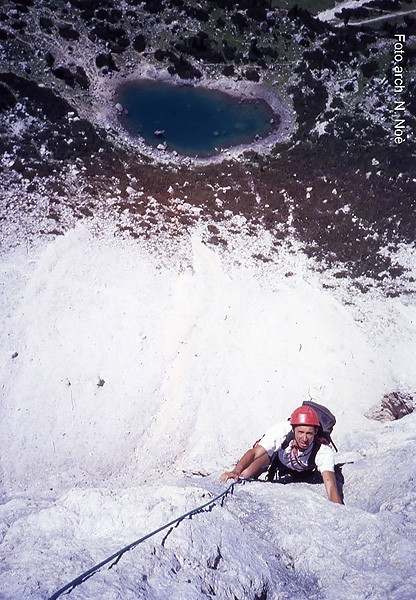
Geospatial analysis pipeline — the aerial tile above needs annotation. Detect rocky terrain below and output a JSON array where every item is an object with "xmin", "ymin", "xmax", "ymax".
[{"xmin": 1, "ymin": 0, "xmax": 415, "ymax": 292}]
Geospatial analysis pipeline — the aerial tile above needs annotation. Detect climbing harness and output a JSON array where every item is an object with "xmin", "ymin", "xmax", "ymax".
[{"xmin": 47, "ymin": 480, "xmax": 241, "ymax": 600}]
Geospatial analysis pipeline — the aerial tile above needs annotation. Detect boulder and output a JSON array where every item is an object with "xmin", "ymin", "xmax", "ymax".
[{"xmin": 365, "ymin": 391, "xmax": 415, "ymax": 422}]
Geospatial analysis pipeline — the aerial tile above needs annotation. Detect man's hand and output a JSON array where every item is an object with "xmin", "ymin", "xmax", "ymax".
[
  {"xmin": 219, "ymin": 470, "xmax": 240, "ymax": 484},
  {"xmin": 220, "ymin": 446, "xmax": 269, "ymax": 484}
]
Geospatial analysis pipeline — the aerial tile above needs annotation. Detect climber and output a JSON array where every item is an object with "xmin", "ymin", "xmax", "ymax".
[{"xmin": 220, "ymin": 405, "xmax": 343, "ymax": 504}]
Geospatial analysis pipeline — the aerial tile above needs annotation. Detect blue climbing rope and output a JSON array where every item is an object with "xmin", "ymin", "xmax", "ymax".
[{"xmin": 48, "ymin": 480, "xmax": 241, "ymax": 599}]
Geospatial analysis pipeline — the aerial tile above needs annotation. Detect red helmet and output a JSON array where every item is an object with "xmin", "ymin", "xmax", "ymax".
[{"xmin": 290, "ymin": 406, "xmax": 320, "ymax": 427}]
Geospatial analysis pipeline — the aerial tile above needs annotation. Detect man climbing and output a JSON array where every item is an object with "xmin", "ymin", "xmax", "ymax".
[{"xmin": 220, "ymin": 405, "xmax": 343, "ymax": 504}]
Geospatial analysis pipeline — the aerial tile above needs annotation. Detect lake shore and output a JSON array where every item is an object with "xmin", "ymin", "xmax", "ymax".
[{"xmin": 91, "ymin": 62, "xmax": 296, "ymax": 165}]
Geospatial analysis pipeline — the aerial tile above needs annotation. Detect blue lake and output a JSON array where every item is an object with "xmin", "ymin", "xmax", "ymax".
[{"xmin": 116, "ymin": 80, "xmax": 278, "ymax": 157}]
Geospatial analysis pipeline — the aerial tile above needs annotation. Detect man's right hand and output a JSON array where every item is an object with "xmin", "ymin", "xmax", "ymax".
[{"xmin": 219, "ymin": 471, "xmax": 240, "ymax": 484}]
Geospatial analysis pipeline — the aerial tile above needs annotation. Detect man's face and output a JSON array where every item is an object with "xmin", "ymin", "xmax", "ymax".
[{"xmin": 294, "ymin": 425, "xmax": 316, "ymax": 451}]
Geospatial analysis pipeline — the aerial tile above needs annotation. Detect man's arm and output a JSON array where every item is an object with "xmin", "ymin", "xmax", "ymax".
[
  {"xmin": 322, "ymin": 470, "xmax": 343, "ymax": 504},
  {"xmin": 220, "ymin": 444, "xmax": 270, "ymax": 483}
]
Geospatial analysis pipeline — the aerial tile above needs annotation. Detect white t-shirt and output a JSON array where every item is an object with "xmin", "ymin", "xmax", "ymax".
[{"xmin": 259, "ymin": 421, "xmax": 335, "ymax": 474}]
